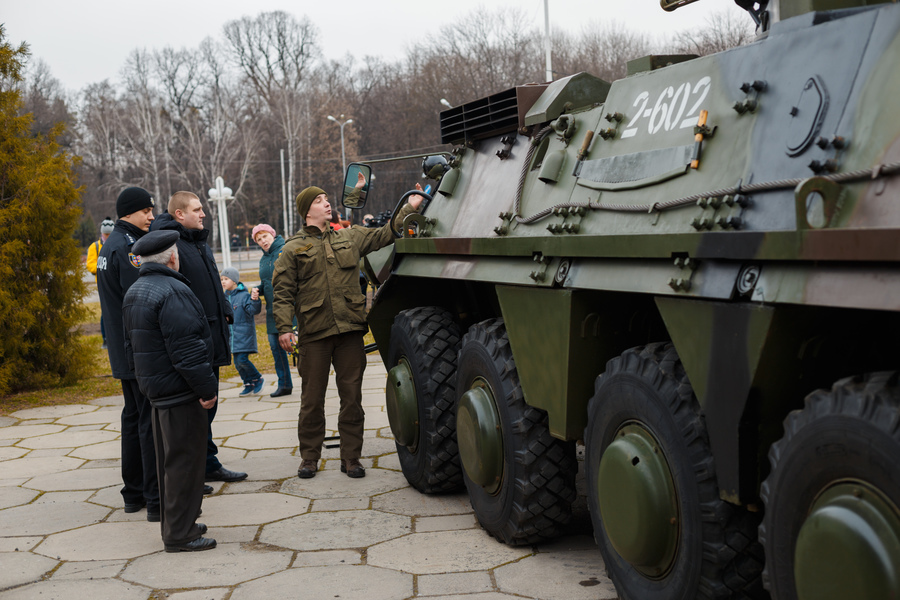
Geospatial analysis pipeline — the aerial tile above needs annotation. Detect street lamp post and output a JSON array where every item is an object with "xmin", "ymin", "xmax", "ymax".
[
  {"xmin": 208, "ymin": 176, "xmax": 234, "ymax": 270},
  {"xmin": 327, "ymin": 114, "xmax": 353, "ymax": 219}
]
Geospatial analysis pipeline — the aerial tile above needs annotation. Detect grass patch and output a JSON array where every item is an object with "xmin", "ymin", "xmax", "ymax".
[
  {"xmin": 1, "ymin": 297, "xmax": 380, "ymax": 416},
  {"xmin": 0, "ymin": 334, "xmax": 121, "ymax": 416}
]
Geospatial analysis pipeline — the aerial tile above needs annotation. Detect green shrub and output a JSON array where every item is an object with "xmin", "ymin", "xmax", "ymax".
[{"xmin": 0, "ymin": 26, "xmax": 91, "ymax": 395}]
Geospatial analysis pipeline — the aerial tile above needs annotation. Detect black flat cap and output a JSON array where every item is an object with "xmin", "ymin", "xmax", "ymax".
[{"xmin": 132, "ymin": 230, "xmax": 179, "ymax": 257}]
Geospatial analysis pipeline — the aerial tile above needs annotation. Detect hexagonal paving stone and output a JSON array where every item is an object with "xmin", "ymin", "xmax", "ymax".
[
  {"xmin": 280, "ymin": 467, "xmax": 408, "ymax": 500},
  {"xmin": 199, "ymin": 492, "xmax": 309, "ymax": 526},
  {"xmin": 259, "ymin": 509, "xmax": 411, "ymax": 551},
  {"xmin": 50, "ymin": 560, "xmax": 127, "ymax": 580},
  {"xmin": 373, "ymin": 487, "xmax": 472, "ymax": 517},
  {"xmin": 1, "ymin": 578, "xmax": 150, "ymax": 600},
  {"xmin": 0, "ymin": 485, "xmax": 40, "ymax": 509},
  {"xmin": 0, "ymin": 536, "xmax": 42, "ymax": 552},
  {"xmin": 0, "ymin": 456, "xmax": 85, "ymax": 480},
  {"xmin": 244, "ymin": 406, "xmax": 300, "ymax": 422},
  {"xmin": 69, "ymin": 440, "xmax": 121, "ymax": 460},
  {"xmin": 0, "ymin": 551, "xmax": 58, "ymax": 589},
  {"xmin": 362, "ymin": 410, "xmax": 391, "ymax": 430},
  {"xmin": 86, "ymin": 394, "xmax": 125, "ymax": 407},
  {"xmin": 88, "ymin": 484, "xmax": 125, "ymax": 508},
  {"xmin": 225, "ymin": 427, "xmax": 297, "ymax": 450},
  {"xmin": 358, "ymin": 436, "xmax": 399, "ymax": 458},
  {"xmin": 122, "ymin": 542, "xmax": 292, "ymax": 588},
  {"xmin": 225, "ymin": 451, "xmax": 298, "ymax": 481},
  {"xmin": 0, "ymin": 501, "xmax": 109, "ymax": 535},
  {"xmin": 210, "ymin": 420, "xmax": 263, "ymax": 438},
  {"xmin": 18, "ymin": 429, "xmax": 118, "ymax": 450},
  {"xmin": 420, "ymin": 594, "xmax": 533, "ymax": 600},
  {"xmin": 167, "ymin": 588, "xmax": 230, "ymax": 600},
  {"xmin": 36, "ymin": 521, "xmax": 162, "ymax": 560},
  {"xmin": 0, "ymin": 424, "xmax": 66, "ymax": 440},
  {"xmin": 417, "ymin": 571, "xmax": 494, "ymax": 596},
  {"xmin": 32, "ymin": 490, "xmax": 93, "ymax": 504},
  {"xmin": 214, "ymin": 400, "xmax": 271, "ymax": 415},
  {"xmin": 56, "ymin": 408, "xmax": 121, "ymax": 426},
  {"xmin": 25, "ymin": 466, "xmax": 121, "ymax": 491},
  {"xmin": 10, "ymin": 405, "xmax": 96, "ymax": 419},
  {"xmin": 230, "ymin": 565, "xmax": 412, "ymax": 600},
  {"xmin": 494, "ymin": 542, "xmax": 617, "ymax": 600},
  {"xmin": 0, "ymin": 446, "xmax": 28, "ymax": 460},
  {"xmin": 367, "ymin": 529, "xmax": 532, "ymax": 574}
]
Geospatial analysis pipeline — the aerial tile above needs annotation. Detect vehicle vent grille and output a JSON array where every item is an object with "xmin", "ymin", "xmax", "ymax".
[{"xmin": 440, "ymin": 84, "xmax": 547, "ymax": 146}]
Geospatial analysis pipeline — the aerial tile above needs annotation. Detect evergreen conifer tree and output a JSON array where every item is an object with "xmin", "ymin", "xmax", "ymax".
[{"xmin": 0, "ymin": 25, "xmax": 90, "ymax": 395}]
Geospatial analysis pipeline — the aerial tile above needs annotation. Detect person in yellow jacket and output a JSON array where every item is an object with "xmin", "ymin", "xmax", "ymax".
[{"xmin": 87, "ymin": 218, "xmax": 115, "ymax": 349}]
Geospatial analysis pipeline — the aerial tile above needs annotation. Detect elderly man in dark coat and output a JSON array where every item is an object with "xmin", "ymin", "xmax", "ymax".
[{"xmin": 123, "ymin": 230, "xmax": 218, "ymax": 552}]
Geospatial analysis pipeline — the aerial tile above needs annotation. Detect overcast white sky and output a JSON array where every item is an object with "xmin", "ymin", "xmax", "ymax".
[{"xmin": 4, "ymin": 0, "xmax": 745, "ymax": 94}]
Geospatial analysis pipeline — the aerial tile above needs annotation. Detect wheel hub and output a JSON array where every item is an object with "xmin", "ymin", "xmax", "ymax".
[
  {"xmin": 795, "ymin": 481, "xmax": 900, "ymax": 600},
  {"xmin": 457, "ymin": 378, "xmax": 503, "ymax": 495},
  {"xmin": 386, "ymin": 358, "xmax": 418, "ymax": 449},
  {"xmin": 596, "ymin": 423, "xmax": 679, "ymax": 578}
]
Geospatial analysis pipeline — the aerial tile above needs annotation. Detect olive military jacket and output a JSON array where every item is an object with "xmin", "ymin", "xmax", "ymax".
[{"xmin": 272, "ymin": 204, "xmax": 416, "ymax": 344}]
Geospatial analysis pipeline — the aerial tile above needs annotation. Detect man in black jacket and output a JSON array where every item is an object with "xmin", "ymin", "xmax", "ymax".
[
  {"xmin": 96, "ymin": 187, "xmax": 160, "ymax": 521},
  {"xmin": 123, "ymin": 230, "xmax": 218, "ymax": 552},
  {"xmin": 154, "ymin": 191, "xmax": 247, "ymax": 483}
]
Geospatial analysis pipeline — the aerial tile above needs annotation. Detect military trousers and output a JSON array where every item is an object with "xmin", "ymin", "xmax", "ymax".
[
  {"xmin": 151, "ymin": 401, "xmax": 206, "ymax": 546},
  {"xmin": 297, "ymin": 330, "xmax": 366, "ymax": 461}
]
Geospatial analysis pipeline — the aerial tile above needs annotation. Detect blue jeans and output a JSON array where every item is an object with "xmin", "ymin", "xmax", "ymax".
[
  {"xmin": 234, "ymin": 353, "xmax": 261, "ymax": 385},
  {"xmin": 268, "ymin": 333, "xmax": 293, "ymax": 390}
]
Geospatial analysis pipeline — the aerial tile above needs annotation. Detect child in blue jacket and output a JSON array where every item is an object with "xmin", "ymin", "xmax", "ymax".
[{"xmin": 221, "ymin": 267, "xmax": 263, "ymax": 396}]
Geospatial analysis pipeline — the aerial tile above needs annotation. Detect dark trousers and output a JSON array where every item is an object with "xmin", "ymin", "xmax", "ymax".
[
  {"xmin": 120, "ymin": 378, "xmax": 159, "ymax": 510},
  {"xmin": 152, "ymin": 401, "xmax": 206, "ymax": 546},
  {"xmin": 234, "ymin": 352, "xmax": 261, "ymax": 385},
  {"xmin": 297, "ymin": 331, "xmax": 366, "ymax": 461},
  {"xmin": 205, "ymin": 367, "xmax": 222, "ymax": 474},
  {"xmin": 268, "ymin": 333, "xmax": 293, "ymax": 390}
]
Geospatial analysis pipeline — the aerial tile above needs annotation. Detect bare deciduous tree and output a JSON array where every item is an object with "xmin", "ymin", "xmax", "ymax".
[
  {"xmin": 671, "ymin": 10, "xmax": 756, "ymax": 56},
  {"xmin": 223, "ymin": 11, "xmax": 319, "ymax": 234}
]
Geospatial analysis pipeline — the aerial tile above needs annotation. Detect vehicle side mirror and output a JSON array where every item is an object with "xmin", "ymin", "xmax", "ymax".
[{"xmin": 342, "ymin": 163, "xmax": 371, "ymax": 209}]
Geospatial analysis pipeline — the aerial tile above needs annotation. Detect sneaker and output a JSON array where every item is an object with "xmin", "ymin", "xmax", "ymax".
[
  {"xmin": 101, "ymin": 341, "xmax": 108, "ymax": 349},
  {"xmin": 297, "ymin": 459, "xmax": 318, "ymax": 479},
  {"xmin": 251, "ymin": 377, "xmax": 265, "ymax": 394},
  {"xmin": 238, "ymin": 383, "xmax": 254, "ymax": 397},
  {"xmin": 341, "ymin": 458, "xmax": 366, "ymax": 478}
]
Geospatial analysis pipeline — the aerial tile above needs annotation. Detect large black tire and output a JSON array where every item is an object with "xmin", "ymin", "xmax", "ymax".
[
  {"xmin": 759, "ymin": 372, "xmax": 900, "ymax": 600},
  {"xmin": 388, "ymin": 306, "xmax": 463, "ymax": 493},
  {"xmin": 585, "ymin": 343, "xmax": 766, "ymax": 600},
  {"xmin": 456, "ymin": 318, "xmax": 577, "ymax": 545}
]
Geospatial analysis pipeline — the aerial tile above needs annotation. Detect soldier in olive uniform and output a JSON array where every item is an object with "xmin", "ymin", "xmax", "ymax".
[{"xmin": 273, "ymin": 184, "xmax": 422, "ymax": 479}]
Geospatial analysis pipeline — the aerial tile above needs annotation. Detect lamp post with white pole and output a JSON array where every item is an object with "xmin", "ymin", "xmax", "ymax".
[
  {"xmin": 208, "ymin": 176, "xmax": 234, "ymax": 270},
  {"xmin": 326, "ymin": 114, "xmax": 353, "ymax": 219}
]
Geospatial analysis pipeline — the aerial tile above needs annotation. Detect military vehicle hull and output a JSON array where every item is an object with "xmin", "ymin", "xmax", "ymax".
[{"xmin": 364, "ymin": 4, "xmax": 900, "ymax": 599}]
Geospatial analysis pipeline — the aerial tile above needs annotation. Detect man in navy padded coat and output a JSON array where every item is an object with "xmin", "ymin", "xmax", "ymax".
[
  {"xmin": 123, "ymin": 230, "xmax": 218, "ymax": 552},
  {"xmin": 153, "ymin": 190, "xmax": 247, "ymax": 484}
]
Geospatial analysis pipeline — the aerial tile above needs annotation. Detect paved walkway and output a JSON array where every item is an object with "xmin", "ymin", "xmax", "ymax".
[{"xmin": 0, "ymin": 355, "xmax": 618, "ymax": 600}]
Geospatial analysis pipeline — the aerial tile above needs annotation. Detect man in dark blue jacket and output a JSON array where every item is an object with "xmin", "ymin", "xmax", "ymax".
[
  {"xmin": 123, "ymin": 230, "xmax": 218, "ymax": 552},
  {"xmin": 154, "ymin": 191, "xmax": 247, "ymax": 483},
  {"xmin": 96, "ymin": 187, "xmax": 160, "ymax": 521}
]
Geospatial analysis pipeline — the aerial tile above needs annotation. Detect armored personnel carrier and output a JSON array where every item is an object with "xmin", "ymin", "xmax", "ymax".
[{"xmin": 343, "ymin": 0, "xmax": 900, "ymax": 598}]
